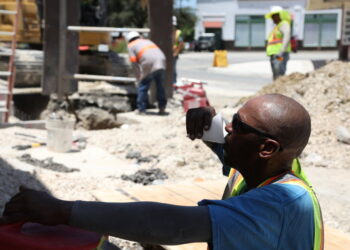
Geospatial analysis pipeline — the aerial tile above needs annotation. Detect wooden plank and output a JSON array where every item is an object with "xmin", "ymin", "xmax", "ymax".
[
  {"xmin": 163, "ymin": 183, "xmax": 221, "ymax": 203},
  {"xmin": 91, "ymin": 190, "xmax": 135, "ymax": 203},
  {"xmin": 325, "ymin": 226, "xmax": 350, "ymax": 250},
  {"xmin": 164, "ymin": 243, "xmax": 206, "ymax": 250},
  {"xmin": 125, "ymin": 185, "xmax": 195, "ymax": 206},
  {"xmin": 193, "ymin": 180, "xmax": 226, "ymax": 197}
]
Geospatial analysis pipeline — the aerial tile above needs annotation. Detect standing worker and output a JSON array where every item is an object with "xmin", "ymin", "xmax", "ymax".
[
  {"xmin": 126, "ymin": 31, "xmax": 167, "ymax": 115},
  {"xmin": 265, "ymin": 6, "xmax": 292, "ymax": 80},
  {"xmin": 172, "ymin": 16, "xmax": 184, "ymax": 84}
]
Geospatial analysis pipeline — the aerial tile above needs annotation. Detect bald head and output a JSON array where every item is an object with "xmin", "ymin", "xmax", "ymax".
[{"xmin": 242, "ymin": 94, "xmax": 311, "ymax": 157}]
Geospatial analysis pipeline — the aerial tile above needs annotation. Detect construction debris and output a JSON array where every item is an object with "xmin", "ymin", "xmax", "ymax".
[
  {"xmin": 121, "ymin": 168, "xmax": 168, "ymax": 185},
  {"xmin": 238, "ymin": 61, "xmax": 350, "ymax": 170},
  {"xmin": 77, "ymin": 107, "xmax": 121, "ymax": 130},
  {"xmin": 18, "ymin": 154, "xmax": 79, "ymax": 173},
  {"xmin": 336, "ymin": 126, "xmax": 350, "ymax": 145}
]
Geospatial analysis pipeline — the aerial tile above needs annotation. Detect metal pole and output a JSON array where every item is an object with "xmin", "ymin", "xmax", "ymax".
[
  {"xmin": 57, "ymin": 0, "xmax": 67, "ymax": 98},
  {"xmin": 74, "ymin": 74, "xmax": 136, "ymax": 82},
  {"xmin": 68, "ymin": 26, "xmax": 150, "ymax": 33}
]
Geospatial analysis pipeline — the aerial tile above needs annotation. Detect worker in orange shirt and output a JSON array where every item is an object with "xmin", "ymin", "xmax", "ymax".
[{"xmin": 126, "ymin": 31, "xmax": 167, "ymax": 115}]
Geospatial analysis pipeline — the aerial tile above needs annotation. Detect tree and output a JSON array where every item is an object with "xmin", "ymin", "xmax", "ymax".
[
  {"xmin": 108, "ymin": 0, "xmax": 148, "ymax": 28},
  {"xmin": 174, "ymin": 7, "xmax": 197, "ymax": 41}
]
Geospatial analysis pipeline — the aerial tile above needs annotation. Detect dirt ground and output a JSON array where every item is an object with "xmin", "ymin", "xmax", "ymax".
[{"xmin": 0, "ymin": 61, "xmax": 350, "ymax": 249}]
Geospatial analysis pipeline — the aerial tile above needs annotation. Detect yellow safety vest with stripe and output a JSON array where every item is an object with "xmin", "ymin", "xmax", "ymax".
[
  {"xmin": 227, "ymin": 159, "xmax": 324, "ymax": 250},
  {"xmin": 128, "ymin": 39, "xmax": 159, "ymax": 63},
  {"xmin": 267, "ymin": 20, "xmax": 291, "ymax": 56},
  {"xmin": 173, "ymin": 29, "xmax": 182, "ymax": 50}
]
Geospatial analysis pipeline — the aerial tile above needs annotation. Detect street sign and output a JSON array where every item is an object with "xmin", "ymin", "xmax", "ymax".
[{"xmin": 342, "ymin": 8, "xmax": 350, "ymax": 45}]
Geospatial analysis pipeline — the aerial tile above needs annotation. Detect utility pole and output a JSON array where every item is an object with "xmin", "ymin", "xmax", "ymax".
[
  {"xmin": 42, "ymin": 0, "xmax": 79, "ymax": 97},
  {"xmin": 339, "ymin": 2, "xmax": 350, "ymax": 60},
  {"xmin": 148, "ymin": 0, "xmax": 173, "ymax": 98}
]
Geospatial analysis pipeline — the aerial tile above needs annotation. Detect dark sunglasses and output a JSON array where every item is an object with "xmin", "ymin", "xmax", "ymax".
[{"xmin": 232, "ymin": 113, "xmax": 283, "ymax": 150}]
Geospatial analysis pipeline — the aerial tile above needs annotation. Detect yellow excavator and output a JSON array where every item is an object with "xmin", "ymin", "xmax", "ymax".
[{"xmin": 0, "ymin": 0, "xmax": 129, "ymax": 86}]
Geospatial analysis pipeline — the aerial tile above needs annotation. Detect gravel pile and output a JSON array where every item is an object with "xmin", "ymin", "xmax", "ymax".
[
  {"xmin": 239, "ymin": 61, "xmax": 350, "ymax": 170},
  {"xmin": 121, "ymin": 168, "xmax": 168, "ymax": 185}
]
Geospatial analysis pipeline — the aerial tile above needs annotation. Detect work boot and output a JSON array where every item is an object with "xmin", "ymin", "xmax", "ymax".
[
  {"xmin": 158, "ymin": 108, "xmax": 168, "ymax": 116},
  {"xmin": 135, "ymin": 110, "xmax": 147, "ymax": 115}
]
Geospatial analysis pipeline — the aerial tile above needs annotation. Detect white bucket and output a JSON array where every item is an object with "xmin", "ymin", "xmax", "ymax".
[{"xmin": 46, "ymin": 119, "xmax": 75, "ymax": 152}]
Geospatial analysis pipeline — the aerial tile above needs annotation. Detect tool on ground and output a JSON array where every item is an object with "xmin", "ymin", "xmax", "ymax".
[
  {"xmin": 12, "ymin": 143, "xmax": 46, "ymax": 151},
  {"xmin": 14, "ymin": 132, "xmax": 46, "ymax": 143},
  {"xmin": 174, "ymin": 79, "xmax": 210, "ymax": 112}
]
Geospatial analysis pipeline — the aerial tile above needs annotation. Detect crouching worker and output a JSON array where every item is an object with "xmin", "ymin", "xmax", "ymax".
[
  {"xmin": 1, "ymin": 94, "xmax": 323, "ymax": 250},
  {"xmin": 126, "ymin": 31, "xmax": 167, "ymax": 115}
]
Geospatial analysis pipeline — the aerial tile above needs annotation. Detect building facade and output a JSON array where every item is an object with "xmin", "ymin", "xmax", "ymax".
[{"xmin": 195, "ymin": 0, "xmax": 342, "ymax": 50}]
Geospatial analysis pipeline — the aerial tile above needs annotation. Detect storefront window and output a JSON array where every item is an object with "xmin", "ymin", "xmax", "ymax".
[
  {"xmin": 304, "ymin": 14, "xmax": 337, "ymax": 47},
  {"xmin": 235, "ymin": 15, "xmax": 265, "ymax": 47}
]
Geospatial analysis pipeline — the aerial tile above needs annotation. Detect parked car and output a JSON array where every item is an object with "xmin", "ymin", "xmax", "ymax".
[{"xmin": 194, "ymin": 33, "xmax": 215, "ymax": 52}]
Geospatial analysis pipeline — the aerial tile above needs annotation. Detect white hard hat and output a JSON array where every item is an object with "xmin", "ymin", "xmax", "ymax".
[
  {"xmin": 265, "ymin": 6, "xmax": 283, "ymax": 19},
  {"xmin": 172, "ymin": 16, "xmax": 177, "ymax": 26},
  {"xmin": 125, "ymin": 31, "xmax": 140, "ymax": 42}
]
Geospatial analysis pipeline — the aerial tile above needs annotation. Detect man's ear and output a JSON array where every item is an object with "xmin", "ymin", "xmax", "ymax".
[{"xmin": 259, "ymin": 139, "xmax": 281, "ymax": 159}]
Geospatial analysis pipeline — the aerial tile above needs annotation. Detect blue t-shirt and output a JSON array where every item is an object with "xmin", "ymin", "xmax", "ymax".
[{"xmin": 199, "ymin": 182, "xmax": 314, "ymax": 250}]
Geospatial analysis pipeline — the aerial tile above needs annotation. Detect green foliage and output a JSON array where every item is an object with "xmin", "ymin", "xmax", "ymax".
[
  {"xmin": 108, "ymin": 0, "xmax": 148, "ymax": 28},
  {"xmin": 174, "ymin": 7, "xmax": 197, "ymax": 41}
]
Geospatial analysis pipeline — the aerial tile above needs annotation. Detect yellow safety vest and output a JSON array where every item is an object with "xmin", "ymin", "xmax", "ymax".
[
  {"xmin": 266, "ymin": 20, "xmax": 291, "ymax": 56},
  {"xmin": 227, "ymin": 159, "xmax": 324, "ymax": 250},
  {"xmin": 173, "ymin": 29, "xmax": 182, "ymax": 50}
]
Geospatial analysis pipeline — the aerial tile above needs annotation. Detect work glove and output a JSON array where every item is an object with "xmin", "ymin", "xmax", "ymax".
[
  {"xmin": 276, "ymin": 51, "xmax": 284, "ymax": 58},
  {"xmin": 0, "ymin": 186, "xmax": 73, "ymax": 226},
  {"xmin": 186, "ymin": 106, "xmax": 216, "ymax": 140}
]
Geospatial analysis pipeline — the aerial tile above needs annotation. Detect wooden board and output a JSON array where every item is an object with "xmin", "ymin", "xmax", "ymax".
[
  {"xmin": 91, "ymin": 180, "xmax": 350, "ymax": 250},
  {"xmin": 325, "ymin": 226, "xmax": 350, "ymax": 250}
]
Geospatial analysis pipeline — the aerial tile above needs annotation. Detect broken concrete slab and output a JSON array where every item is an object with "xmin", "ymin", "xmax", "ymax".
[{"xmin": 21, "ymin": 145, "xmax": 138, "ymax": 177}]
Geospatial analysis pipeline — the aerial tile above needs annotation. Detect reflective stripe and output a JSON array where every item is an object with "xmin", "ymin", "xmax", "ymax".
[
  {"xmin": 136, "ymin": 44, "xmax": 158, "ymax": 61},
  {"xmin": 130, "ymin": 56, "xmax": 137, "ymax": 63},
  {"xmin": 128, "ymin": 39, "xmax": 159, "ymax": 62},
  {"xmin": 279, "ymin": 179, "xmax": 324, "ymax": 250},
  {"xmin": 227, "ymin": 161, "xmax": 323, "ymax": 250},
  {"xmin": 267, "ymin": 39, "xmax": 283, "ymax": 45}
]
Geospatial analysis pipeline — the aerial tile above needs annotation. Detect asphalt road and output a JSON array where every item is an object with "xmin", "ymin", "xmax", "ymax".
[{"xmin": 176, "ymin": 50, "xmax": 338, "ymax": 106}]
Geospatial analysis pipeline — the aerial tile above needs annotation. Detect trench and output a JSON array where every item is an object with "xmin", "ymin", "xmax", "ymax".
[{"xmin": 12, "ymin": 91, "xmax": 137, "ymax": 130}]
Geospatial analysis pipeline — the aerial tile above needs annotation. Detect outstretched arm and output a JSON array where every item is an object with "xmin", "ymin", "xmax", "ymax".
[
  {"xmin": 71, "ymin": 201, "xmax": 211, "ymax": 245},
  {"xmin": 1, "ymin": 187, "xmax": 212, "ymax": 245}
]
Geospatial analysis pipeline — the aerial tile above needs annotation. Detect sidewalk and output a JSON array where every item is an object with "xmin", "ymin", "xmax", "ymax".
[{"xmin": 208, "ymin": 59, "xmax": 314, "ymax": 79}]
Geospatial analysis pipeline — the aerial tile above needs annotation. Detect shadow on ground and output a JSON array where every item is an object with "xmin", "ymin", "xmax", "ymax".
[{"xmin": 0, "ymin": 157, "xmax": 50, "ymax": 213}]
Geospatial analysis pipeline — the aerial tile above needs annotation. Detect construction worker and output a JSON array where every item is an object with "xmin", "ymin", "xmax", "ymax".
[
  {"xmin": 172, "ymin": 16, "xmax": 184, "ymax": 84},
  {"xmin": 265, "ymin": 6, "xmax": 292, "ymax": 80},
  {"xmin": 125, "ymin": 31, "xmax": 167, "ymax": 115},
  {"xmin": 0, "ymin": 94, "xmax": 323, "ymax": 249}
]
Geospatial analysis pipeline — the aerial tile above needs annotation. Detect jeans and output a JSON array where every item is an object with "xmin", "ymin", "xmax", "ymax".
[
  {"xmin": 270, "ymin": 52, "xmax": 289, "ymax": 80},
  {"xmin": 173, "ymin": 56, "xmax": 178, "ymax": 84},
  {"xmin": 137, "ymin": 69, "xmax": 167, "ymax": 112}
]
